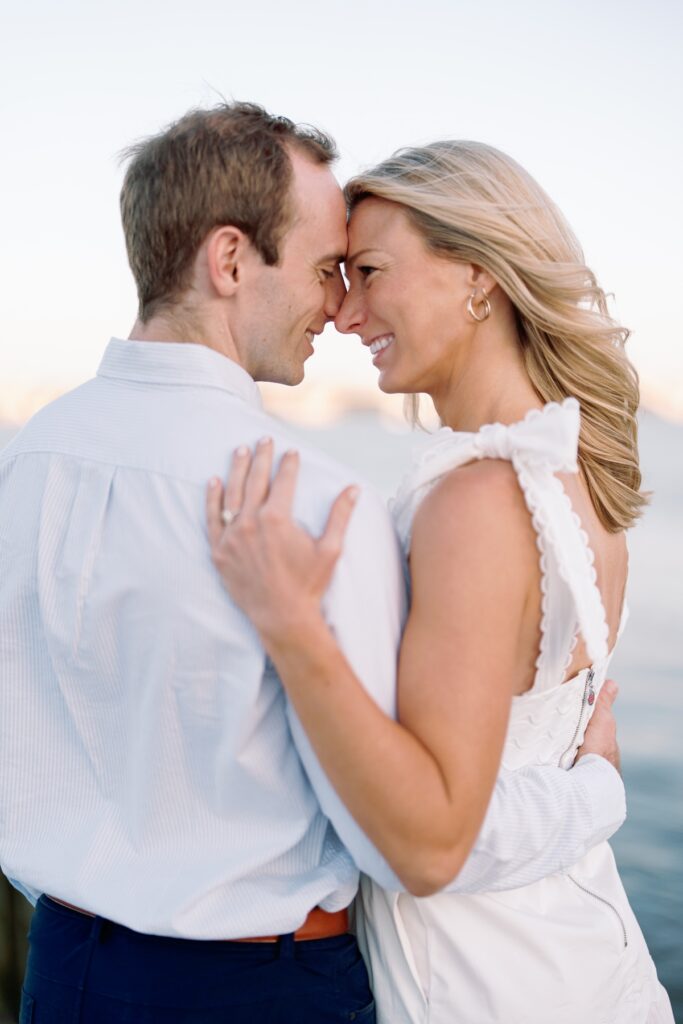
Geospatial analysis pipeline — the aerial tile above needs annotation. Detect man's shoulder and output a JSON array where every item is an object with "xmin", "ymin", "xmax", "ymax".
[
  {"xmin": 262, "ymin": 418, "xmax": 394, "ymax": 536},
  {"xmin": 0, "ymin": 382, "xmax": 93, "ymax": 463},
  {"xmin": 0, "ymin": 380, "xmax": 388, "ymax": 519},
  {"xmin": 267, "ymin": 419, "xmax": 364, "ymax": 490}
]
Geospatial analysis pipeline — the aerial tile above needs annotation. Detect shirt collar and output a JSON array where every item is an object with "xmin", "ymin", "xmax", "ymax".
[{"xmin": 97, "ymin": 338, "xmax": 263, "ymax": 409}]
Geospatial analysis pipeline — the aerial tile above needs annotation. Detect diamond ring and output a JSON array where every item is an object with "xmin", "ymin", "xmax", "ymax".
[{"xmin": 221, "ymin": 507, "xmax": 240, "ymax": 526}]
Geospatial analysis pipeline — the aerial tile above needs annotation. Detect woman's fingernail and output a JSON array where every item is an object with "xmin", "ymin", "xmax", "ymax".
[
  {"xmin": 348, "ymin": 486, "xmax": 360, "ymax": 503},
  {"xmin": 209, "ymin": 477, "xmax": 221, "ymax": 489},
  {"xmin": 258, "ymin": 436, "xmax": 272, "ymax": 447},
  {"xmin": 285, "ymin": 448, "xmax": 299, "ymax": 457},
  {"xmin": 235, "ymin": 446, "xmax": 249, "ymax": 457}
]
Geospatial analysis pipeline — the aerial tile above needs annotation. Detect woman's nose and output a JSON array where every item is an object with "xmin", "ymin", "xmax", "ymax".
[{"xmin": 335, "ymin": 286, "xmax": 365, "ymax": 335}]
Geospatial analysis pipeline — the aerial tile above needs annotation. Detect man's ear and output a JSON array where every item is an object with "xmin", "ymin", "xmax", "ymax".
[{"xmin": 206, "ymin": 225, "xmax": 251, "ymax": 297}]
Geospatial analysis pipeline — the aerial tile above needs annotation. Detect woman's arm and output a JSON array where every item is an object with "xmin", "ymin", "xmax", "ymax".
[{"xmin": 208, "ymin": 443, "xmax": 538, "ymax": 895}]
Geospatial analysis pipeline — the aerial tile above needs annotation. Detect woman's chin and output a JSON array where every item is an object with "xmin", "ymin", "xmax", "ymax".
[
  {"xmin": 377, "ymin": 372, "xmax": 416, "ymax": 395},
  {"xmin": 377, "ymin": 370, "xmax": 403, "ymax": 394}
]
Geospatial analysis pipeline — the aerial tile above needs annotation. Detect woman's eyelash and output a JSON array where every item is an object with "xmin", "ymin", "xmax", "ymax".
[{"xmin": 358, "ymin": 266, "xmax": 376, "ymax": 278}]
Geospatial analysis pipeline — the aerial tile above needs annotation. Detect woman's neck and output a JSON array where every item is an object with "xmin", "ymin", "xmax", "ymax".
[{"xmin": 430, "ymin": 326, "xmax": 543, "ymax": 432}]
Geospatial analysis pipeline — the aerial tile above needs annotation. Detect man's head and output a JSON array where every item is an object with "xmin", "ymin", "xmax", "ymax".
[{"xmin": 121, "ymin": 102, "xmax": 348, "ymax": 383}]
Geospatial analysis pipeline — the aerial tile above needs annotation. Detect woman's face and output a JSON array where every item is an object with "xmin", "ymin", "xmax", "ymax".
[{"xmin": 336, "ymin": 197, "xmax": 474, "ymax": 395}]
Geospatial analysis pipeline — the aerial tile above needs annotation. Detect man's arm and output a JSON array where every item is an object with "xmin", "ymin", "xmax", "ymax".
[
  {"xmin": 3, "ymin": 874, "xmax": 39, "ymax": 905},
  {"xmin": 442, "ymin": 753, "xmax": 625, "ymax": 893}
]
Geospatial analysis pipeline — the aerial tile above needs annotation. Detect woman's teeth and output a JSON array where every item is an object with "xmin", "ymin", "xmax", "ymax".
[{"xmin": 369, "ymin": 335, "xmax": 394, "ymax": 355}]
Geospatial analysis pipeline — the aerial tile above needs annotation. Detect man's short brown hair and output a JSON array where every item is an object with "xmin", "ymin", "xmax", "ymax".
[{"xmin": 120, "ymin": 102, "xmax": 337, "ymax": 322}]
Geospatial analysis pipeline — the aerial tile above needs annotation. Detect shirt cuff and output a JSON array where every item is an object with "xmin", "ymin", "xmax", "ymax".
[
  {"xmin": 571, "ymin": 754, "xmax": 627, "ymax": 843},
  {"xmin": 6, "ymin": 876, "xmax": 39, "ymax": 906}
]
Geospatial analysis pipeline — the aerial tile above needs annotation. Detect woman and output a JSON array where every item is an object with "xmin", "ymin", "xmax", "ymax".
[{"xmin": 205, "ymin": 142, "xmax": 673, "ymax": 1023}]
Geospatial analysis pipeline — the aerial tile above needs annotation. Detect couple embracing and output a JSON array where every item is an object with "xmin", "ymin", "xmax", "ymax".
[{"xmin": 0, "ymin": 102, "xmax": 672, "ymax": 1022}]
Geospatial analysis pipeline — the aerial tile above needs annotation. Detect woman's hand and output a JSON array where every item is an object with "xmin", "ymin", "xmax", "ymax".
[
  {"xmin": 575, "ymin": 679, "xmax": 621, "ymax": 774},
  {"xmin": 206, "ymin": 438, "xmax": 359, "ymax": 643}
]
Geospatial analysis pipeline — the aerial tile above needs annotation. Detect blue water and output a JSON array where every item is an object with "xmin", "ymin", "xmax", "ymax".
[{"xmin": 289, "ymin": 407, "xmax": 683, "ymax": 1018}]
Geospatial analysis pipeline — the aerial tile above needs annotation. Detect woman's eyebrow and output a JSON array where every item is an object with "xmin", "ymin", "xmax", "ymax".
[{"xmin": 345, "ymin": 247, "xmax": 383, "ymax": 268}]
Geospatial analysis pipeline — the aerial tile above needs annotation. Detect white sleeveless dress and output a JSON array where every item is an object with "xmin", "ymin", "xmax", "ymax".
[{"xmin": 355, "ymin": 399, "xmax": 673, "ymax": 1024}]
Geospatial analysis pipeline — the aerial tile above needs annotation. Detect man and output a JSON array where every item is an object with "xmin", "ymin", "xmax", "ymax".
[{"xmin": 0, "ymin": 103, "xmax": 624, "ymax": 1022}]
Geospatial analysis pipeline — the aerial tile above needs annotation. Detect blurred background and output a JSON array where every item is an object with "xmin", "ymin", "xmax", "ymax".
[{"xmin": 1, "ymin": 0, "xmax": 681, "ymax": 1019}]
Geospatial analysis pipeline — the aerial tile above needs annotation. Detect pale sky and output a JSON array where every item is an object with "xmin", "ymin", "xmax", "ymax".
[{"xmin": 1, "ymin": 0, "xmax": 682, "ymax": 421}]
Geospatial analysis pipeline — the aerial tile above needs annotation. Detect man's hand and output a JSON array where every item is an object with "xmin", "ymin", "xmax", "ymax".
[{"xmin": 575, "ymin": 679, "xmax": 621, "ymax": 774}]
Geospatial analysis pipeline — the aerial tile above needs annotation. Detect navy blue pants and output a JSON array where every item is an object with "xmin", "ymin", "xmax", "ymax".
[{"xmin": 20, "ymin": 896, "xmax": 376, "ymax": 1022}]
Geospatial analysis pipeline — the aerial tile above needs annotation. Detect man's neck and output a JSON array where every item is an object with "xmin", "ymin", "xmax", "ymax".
[{"xmin": 128, "ymin": 310, "xmax": 245, "ymax": 370}]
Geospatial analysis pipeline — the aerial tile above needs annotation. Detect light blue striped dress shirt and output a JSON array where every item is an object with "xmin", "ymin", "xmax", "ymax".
[{"xmin": 0, "ymin": 339, "xmax": 625, "ymax": 939}]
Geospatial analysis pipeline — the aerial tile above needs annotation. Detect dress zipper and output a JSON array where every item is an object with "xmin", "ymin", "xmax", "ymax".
[
  {"xmin": 562, "ymin": 667, "xmax": 628, "ymax": 949},
  {"xmin": 567, "ymin": 874, "xmax": 629, "ymax": 948},
  {"xmin": 559, "ymin": 668, "xmax": 595, "ymax": 768}
]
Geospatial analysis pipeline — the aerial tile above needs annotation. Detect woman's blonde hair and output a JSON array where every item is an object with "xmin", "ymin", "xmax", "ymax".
[{"xmin": 345, "ymin": 141, "xmax": 646, "ymax": 532}]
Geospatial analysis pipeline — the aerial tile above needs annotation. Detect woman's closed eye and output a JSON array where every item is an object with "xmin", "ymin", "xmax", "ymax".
[{"xmin": 358, "ymin": 265, "xmax": 377, "ymax": 279}]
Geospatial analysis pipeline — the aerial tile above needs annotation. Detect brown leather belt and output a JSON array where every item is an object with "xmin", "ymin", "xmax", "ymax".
[{"xmin": 47, "ymin": 897, "xmax": 348, "ymax": 943}]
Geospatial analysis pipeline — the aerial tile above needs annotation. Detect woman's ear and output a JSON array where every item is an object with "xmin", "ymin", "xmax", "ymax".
[{"xmin": 465, "ymin": 263, "xmax": 498, "ymax": 298}]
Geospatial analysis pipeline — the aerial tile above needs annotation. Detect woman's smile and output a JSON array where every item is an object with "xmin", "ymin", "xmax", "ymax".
[{"xmin": 367, "ymin": 333, "xmax": 395, "ymax": 365}]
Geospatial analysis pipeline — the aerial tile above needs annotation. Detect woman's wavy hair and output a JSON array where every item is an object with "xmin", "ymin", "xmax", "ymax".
[{"xmin": 345, "ymin": 141, "xmax": 646, "ymax": 531}]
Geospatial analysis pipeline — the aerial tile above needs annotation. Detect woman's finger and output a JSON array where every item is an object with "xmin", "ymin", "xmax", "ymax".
[
  {"xmin": 222, "ymin": 446, "xmax": 251, "ymax": 522},
  {"xmin": 319, "ymin": 486, "xmax": 359, "ymax": 561},
  {"xmin": 242, "ymin": 437, "xmax": 274, "ymax": 514},
  {"xmin": 266, "ymin": 450, "xmax": 300, "ymax": 516}
]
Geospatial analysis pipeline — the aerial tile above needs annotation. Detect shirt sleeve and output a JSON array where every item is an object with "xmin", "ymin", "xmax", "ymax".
[
  {"xmin": 284, "ymin": 485, "xmax": 408, "ymax": 888},
  {"xmin": 441, "ymin": 754, "xmax": 626, "ymax": 894},
  {"xmin": 5, "ymin": 875, "xmax": 39, "ymax": 906},
  {"xmin": 285, "ymin": 485, "xmax": 627, "ymax": 894}
]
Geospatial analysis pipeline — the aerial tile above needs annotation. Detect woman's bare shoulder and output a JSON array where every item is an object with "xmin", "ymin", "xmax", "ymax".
[{"xmin": 412, "ymin": 458, "xmax": 533, "ymax": 551}]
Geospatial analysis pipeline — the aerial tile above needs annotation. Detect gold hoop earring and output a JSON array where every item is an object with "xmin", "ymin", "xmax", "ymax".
[{"xmin": 466, "ymin": 288, "xmax": 491, "ymax": 323}]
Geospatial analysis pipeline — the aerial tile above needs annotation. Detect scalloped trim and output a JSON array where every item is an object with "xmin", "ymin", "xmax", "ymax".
[
  {"xmin": 515, "ymin": 457, "xmax": 609, "ymax": 677},
  {"xmin": 530, "ymin": 497, "xmax": 552, "ymax": 684},
  {"xmin": 391, "ymin": 398, "xmax": 582, "ymax": 551},
  {"xmin": 561, "ymin": 629, "xmax": 580, "ymax": 680},
  {"xmin": 472, "ymin": 396, "xmax": 580, "ymax": 436}
]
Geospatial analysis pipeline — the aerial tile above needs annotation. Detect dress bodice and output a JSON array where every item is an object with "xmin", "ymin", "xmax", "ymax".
[{"xmin": 391, "ymin": 398, "xmax": 619, "ymax": 770}]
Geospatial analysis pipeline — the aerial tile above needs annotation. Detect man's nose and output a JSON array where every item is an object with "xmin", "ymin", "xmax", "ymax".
[
  {"xmin": 323, "ymin": 267, "xmax": 347, "ymax": 321},
  {"xmin": 334, "ymin": 285, "xmax": 364, "ymax": 336}
]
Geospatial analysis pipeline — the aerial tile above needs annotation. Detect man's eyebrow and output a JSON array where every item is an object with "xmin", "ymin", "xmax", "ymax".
[
  {"xmin": 316, "ymin": 252, "xmax": 345, "ymax": 265},
  {"xmin": 345, "ymin": 248, "xmax": 382, "ymax": 267}
]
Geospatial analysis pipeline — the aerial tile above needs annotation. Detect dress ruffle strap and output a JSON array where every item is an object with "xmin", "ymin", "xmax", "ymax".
[{"xmin": 391, "ymin": 398, "xmax": 609, "ymax": 665}]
